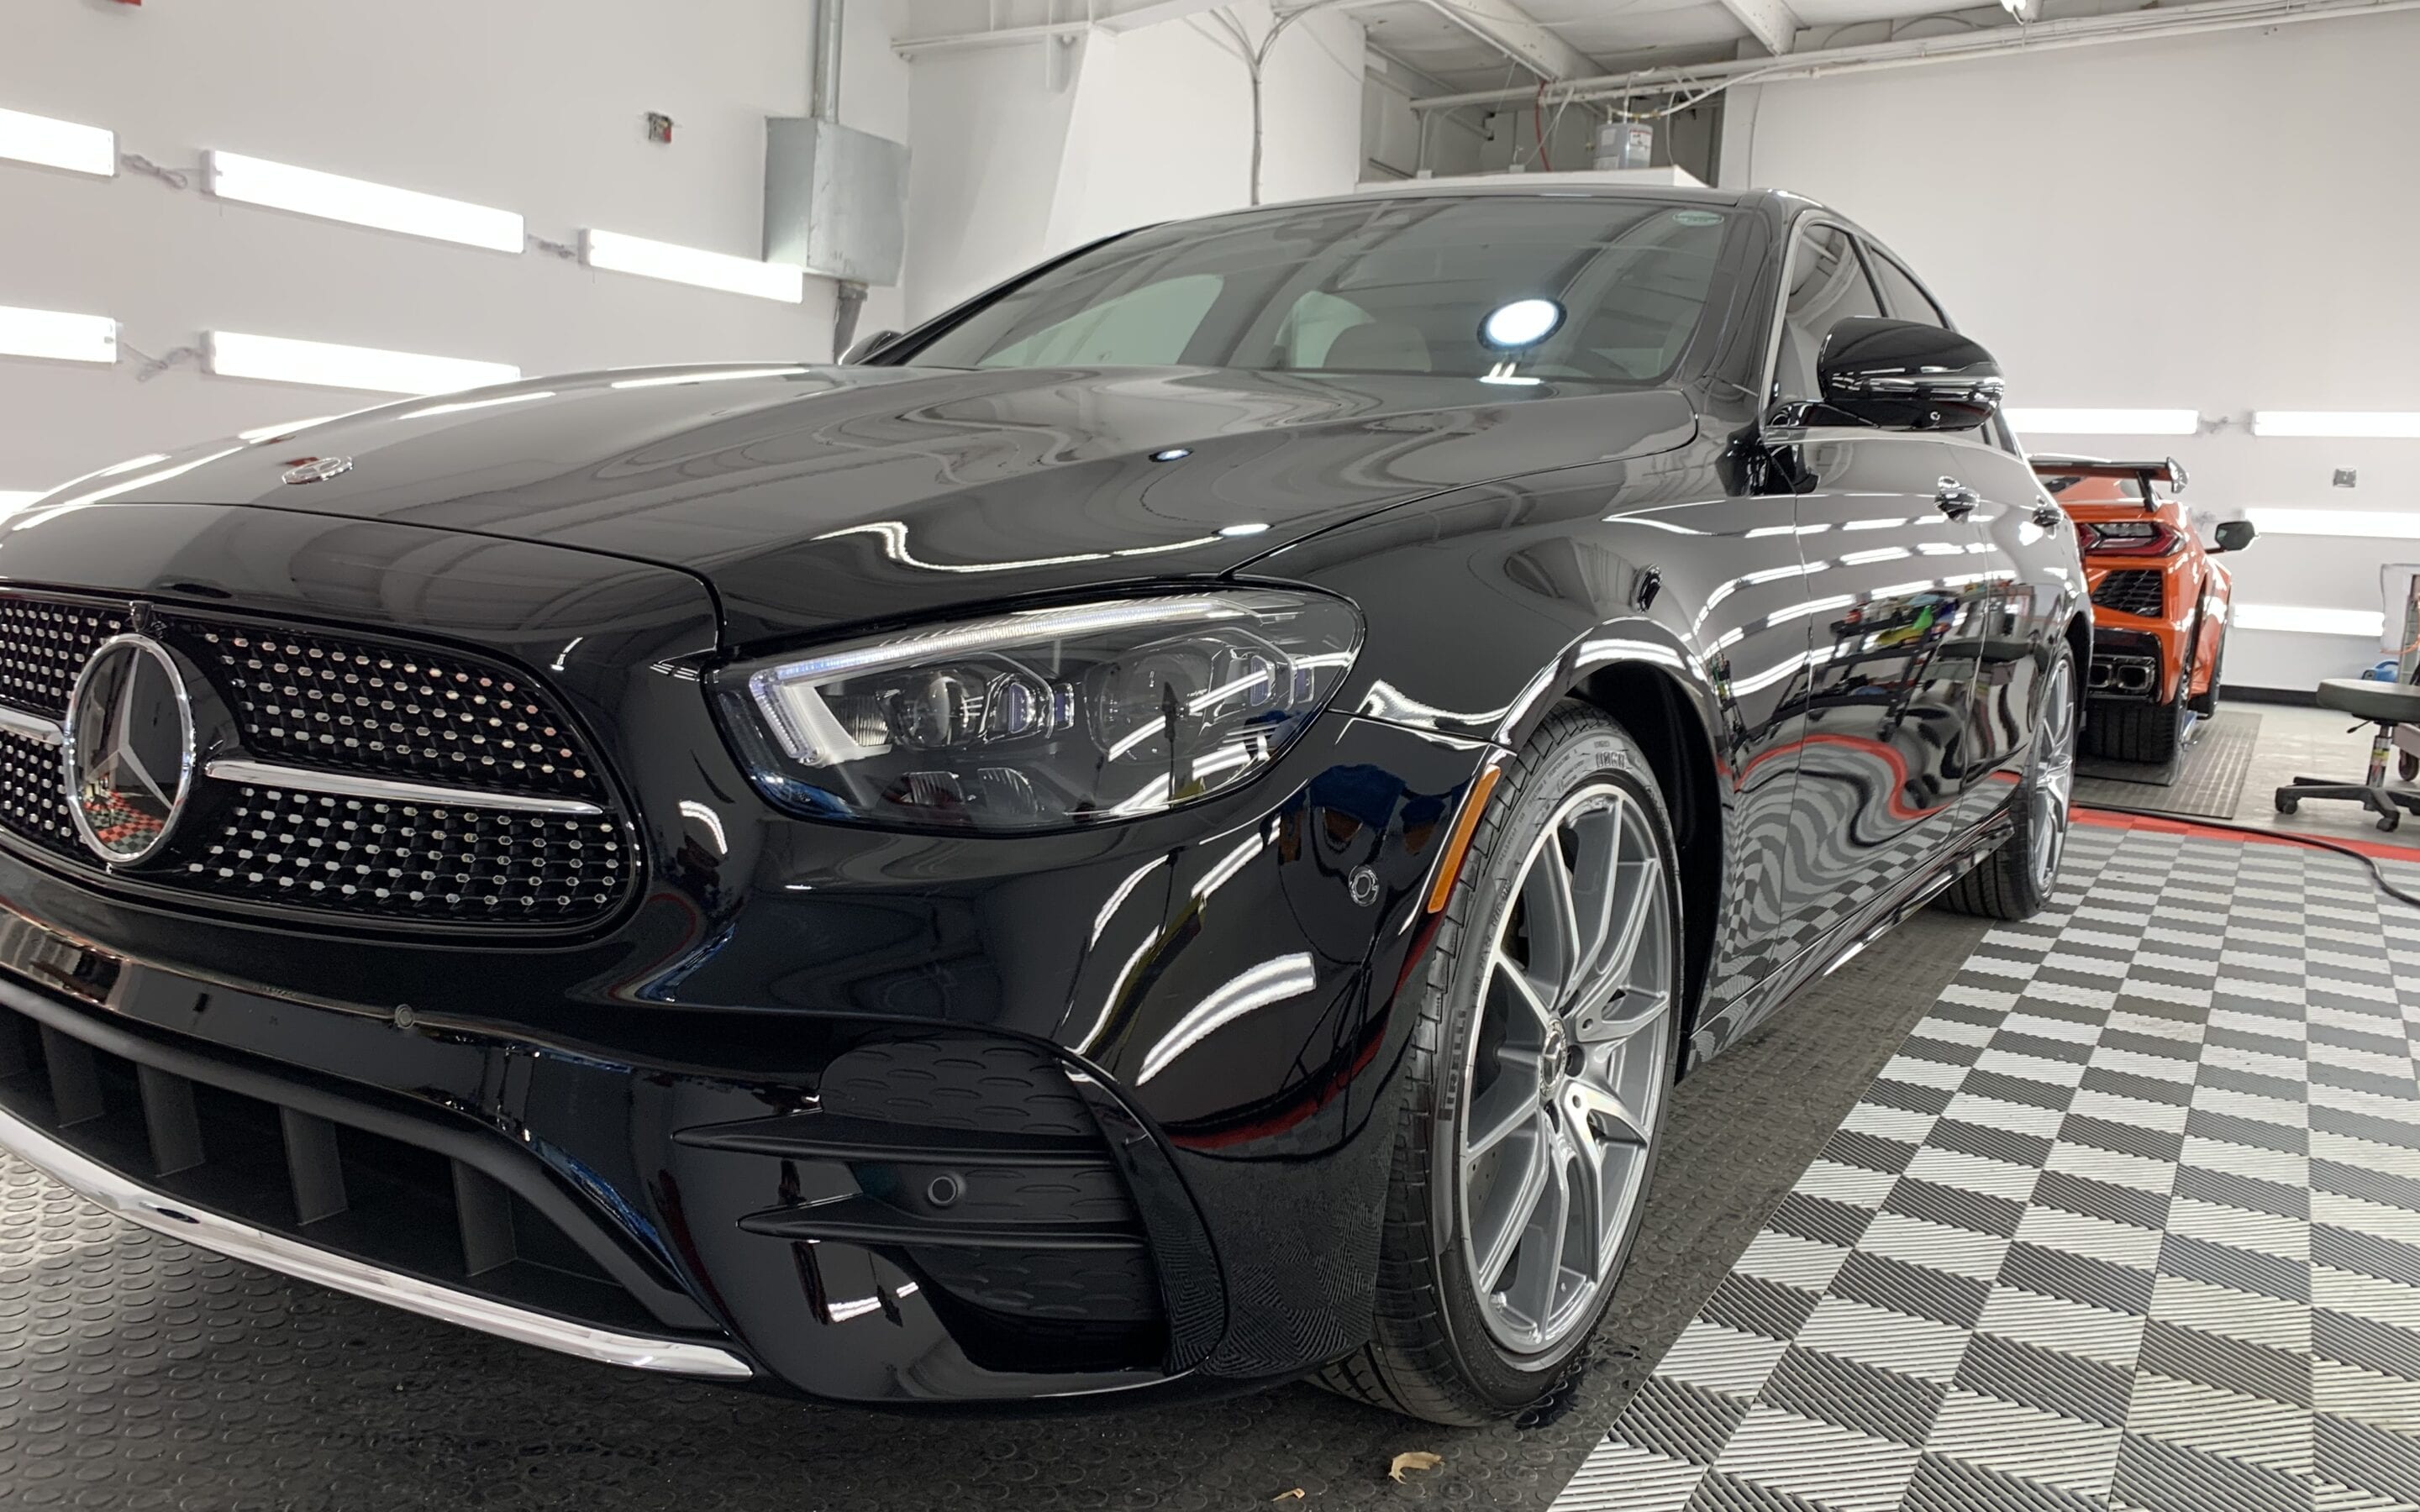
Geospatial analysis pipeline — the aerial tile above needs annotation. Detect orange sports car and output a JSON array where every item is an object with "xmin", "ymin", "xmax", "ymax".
[{"xmin": 2032, "ymin": 455, "xmax": 2254, "ymax": 762}]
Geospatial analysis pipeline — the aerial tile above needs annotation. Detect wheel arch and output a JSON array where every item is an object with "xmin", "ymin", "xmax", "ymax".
[
  {"xmin": 1562, "ymin": 661, "xmax": 1723, "ymax": 1051},
  {"xmin": 2062, "ymin": 609, "xmax": 2092, "ymax": 723}
]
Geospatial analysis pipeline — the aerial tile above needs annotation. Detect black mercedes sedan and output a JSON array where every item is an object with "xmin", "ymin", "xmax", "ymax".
[{"xmin": 0, "ymin": 183, "xmax": 2081, "ymax": 1424}]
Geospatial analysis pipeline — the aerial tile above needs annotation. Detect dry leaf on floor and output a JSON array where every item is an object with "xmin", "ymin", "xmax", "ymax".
[
  {"xmin": 1387, "ymin": 1451, "xmax": 1444, "ymax": 1484},
  {"xmin": 1270, "ymin": 1491, "xmax": 1306, "ymax": 1503}
]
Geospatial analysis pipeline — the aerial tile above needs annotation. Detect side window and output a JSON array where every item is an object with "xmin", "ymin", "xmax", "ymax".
[
  {"xmin": 1773, "ymin": 223, "xmax": 1883, "ymax": 402},
  {"xmin": 1865, "ymin": 251, "xmax": 1949, "ymax": 328},
  {"xmin": 976, "ymin": 274, "xmax": 1223, "ymax": 368}
]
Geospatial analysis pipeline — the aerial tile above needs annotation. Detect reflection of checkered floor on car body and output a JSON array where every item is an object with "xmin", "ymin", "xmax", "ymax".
[{"xmin": 1551, "ymin": 821, "xmax": 2420, "ymax": 1512}]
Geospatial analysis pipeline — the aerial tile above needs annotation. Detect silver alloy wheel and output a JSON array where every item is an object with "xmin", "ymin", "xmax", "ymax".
[
  {"xmin": 2031, "ymin": 654, "xmax": 2078, "ymax": 889},
  {"xmin": 1457, "ymin": 780, "xmax": 1675, "ymax": 1353}
]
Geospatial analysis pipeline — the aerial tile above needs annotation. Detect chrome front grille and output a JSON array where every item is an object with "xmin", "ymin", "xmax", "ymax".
[{"xmin": 0, "ymin": 590, "xmax": 633, "ymax": 930}]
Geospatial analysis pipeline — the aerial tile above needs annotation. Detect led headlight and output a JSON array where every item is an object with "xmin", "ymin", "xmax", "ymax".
[{"xmin": 713, "ymin": 591, "xmax": 1363, "ymax": 831}]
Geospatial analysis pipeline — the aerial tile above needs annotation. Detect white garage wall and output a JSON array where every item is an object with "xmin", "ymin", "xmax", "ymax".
[
  {"xmin": 0, "ymin": 0, "xmax": 908, "ymax": 498},
  {"xmin": 902, "ymin": 4, "xmax": 1367, "ymax": 323},
  {"xmin": 1718, "ymin": 10, "xmax": 2420, "ymax": 690}
]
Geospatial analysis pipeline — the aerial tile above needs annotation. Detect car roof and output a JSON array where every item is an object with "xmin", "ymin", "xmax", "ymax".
[{"xmin": 1256, "ymin": 177, "xmax": 1806, "ymax": 225}]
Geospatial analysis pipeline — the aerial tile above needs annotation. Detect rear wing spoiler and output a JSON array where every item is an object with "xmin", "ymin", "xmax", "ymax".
[{"xmin": 2027, "ymin": 454, "xmax": 2189, "ymax": 492}]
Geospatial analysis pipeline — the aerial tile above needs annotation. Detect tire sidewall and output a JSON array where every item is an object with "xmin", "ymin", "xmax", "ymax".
[
  {"xmin": 1415, "ymin": 712, "xmax": 1684, "ymax": 1397},
  {"xmin": 2020, "ymin": 643, "xmax": 2082, "ymax": 905}
]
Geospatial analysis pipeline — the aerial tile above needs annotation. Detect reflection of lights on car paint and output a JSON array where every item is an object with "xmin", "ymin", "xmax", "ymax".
[
  {"xmin": 1139, "ymin": 953, "xmax": 1318, "ymax": 1084},
  {"xmin": 1479, "ymin": 360, "xmax": 1540, "ymax": 386},
  {"xmin": 401, "ymin": 391, "xmax": 557, "ymax": 419},
  {"xmin": 1218, "ymin": 522, "xmax": 1270, "ymax": 538},
  {"xmin": 1151, "ymin": 447, "xmax": 1192, "ymax": 462},
  {"xmin": 1480, "ymin": 297, "xmax": 1563, "ymax": 349},
  {"xmin": 608, "ymin": 366, "xmax": 813, "ymax": 389},
  {"xmin": 1190, "ymin": 832, "xmax": 1266, "ymax": 901},
  {"xmin": 239, "ymin": 416, "xmax": 341, "ymax": 443},
  {"xmin": 551, "ymin": 636, "xmax": 584, "ymax": 672},
  {"xmin": 13, "ymin": 448, "xmax": 242, "ymax": 532},
  {"xmin": 1091, "ymin": 854, "xmax": 1171, "ymax": 946},
  {"xmin": 677, "ymin": 800, "xmax": 727, "ymax": 857},
  {"xmin": 816, "ymin": 519, "xmax": 1221, "ymax": 574}
]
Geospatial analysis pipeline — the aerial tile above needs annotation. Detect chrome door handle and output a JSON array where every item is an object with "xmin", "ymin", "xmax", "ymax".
[{"xmin": 1934, "ymin": 479, "xmax": 1980, "ymax": 518}]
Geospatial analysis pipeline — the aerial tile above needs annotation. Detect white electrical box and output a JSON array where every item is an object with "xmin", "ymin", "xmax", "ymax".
[{"xmin": 1594, "ymin": 122, "xmax": 1655, "ymax": 171}]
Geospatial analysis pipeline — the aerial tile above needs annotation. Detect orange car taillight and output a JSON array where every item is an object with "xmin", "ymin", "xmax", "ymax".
[{"xmin": 2081, "ymin": 520, "xmax": 2182, "ymax": 557}]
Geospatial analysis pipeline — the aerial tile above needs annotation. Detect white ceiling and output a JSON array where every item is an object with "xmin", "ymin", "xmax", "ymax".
[{"xmin": 1352, "ymin": 0, "xmax": 1995, "ymax": 89}]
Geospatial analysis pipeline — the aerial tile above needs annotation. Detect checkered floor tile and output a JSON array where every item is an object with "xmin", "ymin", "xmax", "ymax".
[{"xmin": 1553, "ymin": 824, "xmax": 2420, "ymax": 1512}]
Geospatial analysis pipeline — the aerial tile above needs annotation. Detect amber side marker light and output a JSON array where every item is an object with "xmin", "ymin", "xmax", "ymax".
[{"xmin": 1425, "ymin": 764, "xmax": 1504, "ymax": 914}]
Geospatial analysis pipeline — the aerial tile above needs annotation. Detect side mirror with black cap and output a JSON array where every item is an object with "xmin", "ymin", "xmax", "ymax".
[
  {"xmin": 839, "ymin": 329, "xmax": 902, "ymax": 365},
  {"xmin": 1814, "ymin": 317, "xmax": 2005, "ymax": 432},
  {"xmin": 2212, "ymin": 519, "xmax": 2256, "ymax": 553}
]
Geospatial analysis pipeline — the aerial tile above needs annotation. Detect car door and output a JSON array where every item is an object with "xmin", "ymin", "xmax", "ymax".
[
  {"xmin": 1765, "ymin": 223, "xmax": 1992, "ymax": 938},
  {"xmin": 1866, "ymin": 244, "xmax": 2053, "ymax": 832}
]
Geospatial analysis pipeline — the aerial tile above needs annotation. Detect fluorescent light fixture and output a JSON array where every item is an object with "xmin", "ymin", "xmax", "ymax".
[
  {"xmin": 2233, "ymin": 603, "xmax": 2386, "ymax": 637},
  {"xmin": 2002, "ymin": 407, "xmax": 2198, "ymax": 436},
  {"xmin": 0, "ymin": 106, "xmax": 115, "ymax": 176},
  {"xmin": 607, "ymin": 366, "xmax": 811, "ymax": 389},
  {"xmin": 2243, "ymin": 507, "xmax": 2420, "ymax": 540},
  {"xmin": 2250, "ymin": 411, "xmax": 2420, "ymax": 439},
  {"xmin": 206, "ymin": 331, "xmax": 519, "ymax": 395},
  {"xmin": 0, "ymin": 304, "xmax": 116, "ymax": 365},
  {"xmin": 400, "ymin": 390, "xmax": 555, "ymax": 418},
  {"xmin": 206, "ymin": 150, "xmax": 523, "ymax": 253},
  {"xmin": 581, "ymin": 229, "xmax": 804, "ymax": 303}
]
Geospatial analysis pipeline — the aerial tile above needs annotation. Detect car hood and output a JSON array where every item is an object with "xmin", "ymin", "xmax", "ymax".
[{"xmin": 54, "ymin": 363, "xmax": 1697, "ymax": 647}]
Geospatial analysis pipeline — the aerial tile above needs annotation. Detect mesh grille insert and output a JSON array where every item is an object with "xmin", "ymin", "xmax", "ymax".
[
  {"xmin": 2091, "ymin": 570, "xmax": 2165, "ymax": 618},
  {"xmin": 0, "ymin": 598, "xmax": 124, "ymax": 716},
  {"xmin": 192, "ymin": 627, "xmax": 601, "ymax": 801},
  {"xmin": 186, "ymin": 785, "xmax": 628, "ymax": 921}
]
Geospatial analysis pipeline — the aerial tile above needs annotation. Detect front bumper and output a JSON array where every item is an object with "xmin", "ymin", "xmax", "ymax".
[{"xmin": 0, "ymin": 705, "xmax": 1492, "ymax": 1405}]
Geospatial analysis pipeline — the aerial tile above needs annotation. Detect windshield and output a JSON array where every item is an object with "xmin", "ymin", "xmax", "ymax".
[{"xmin": 903, "ymin": 196, "xmax": 1738, "ymax": 386}]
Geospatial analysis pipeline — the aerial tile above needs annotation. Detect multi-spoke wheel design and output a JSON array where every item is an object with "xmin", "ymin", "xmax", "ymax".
[
  {"xmin": 1456, "ymin": 780, "xmax": 1675, "ymax": 1352},
  {"xmin": 1942, "ymin": 641, "xmax": 2080, "ymax": 921},
  {"xmin": 2030, "ymin": 651, "xmax": 2076, "ymax": 892}
]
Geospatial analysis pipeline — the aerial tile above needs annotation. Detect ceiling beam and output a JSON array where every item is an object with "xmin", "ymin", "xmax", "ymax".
[
  {"xmin": 1413, "ymin": 0, "xmax": 1599, "ymax": 80},
  {"xmin": 1282, "ymin": 0, "xmax": 1597, "ymax": 81},
  {"xmin": 1093, "ymin": 0, "xmax": 1234, "ymax": 31},
  {"xmin": 1713, "ymin": 0, "xmax": 1802, "ymax": 55}
]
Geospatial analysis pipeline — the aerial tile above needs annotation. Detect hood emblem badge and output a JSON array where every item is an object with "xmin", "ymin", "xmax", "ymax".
[
  {"xmin": 281, "ymin": 455, "xmax": 354, "ymax": 486},
  {"xmin": 62, "ymin": 633, "xmax": 197, "ymax": 865}
]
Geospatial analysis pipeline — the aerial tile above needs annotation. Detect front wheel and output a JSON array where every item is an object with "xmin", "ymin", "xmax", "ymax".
[
  {"xmin": 1319, "ymin": 705, "xmax": 1682, "ymax": 1425},
  {"xmin": 1942, "ymin": 643, "xmax": 2077, "ymax": 921}
]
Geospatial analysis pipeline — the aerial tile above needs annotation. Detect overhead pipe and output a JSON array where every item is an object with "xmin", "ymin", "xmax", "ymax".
[
  {"xmin": 813, "ymin": 0, "xmax": 845, "ymax": 121},
  {"xmin": 1407, "ymin": 0, "xmax": 2420, "ymax": 111}
]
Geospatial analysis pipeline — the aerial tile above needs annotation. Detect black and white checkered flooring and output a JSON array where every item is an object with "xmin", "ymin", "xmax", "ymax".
[{"xmin": 1553, "ymin": 819, "xmax": 2420, "ymax": 1512}]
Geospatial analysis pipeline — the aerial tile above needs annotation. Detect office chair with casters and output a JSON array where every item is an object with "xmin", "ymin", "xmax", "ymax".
[{"xmin": 2275, "ymin": 678, "xmax": 2420, "ymax": 832}]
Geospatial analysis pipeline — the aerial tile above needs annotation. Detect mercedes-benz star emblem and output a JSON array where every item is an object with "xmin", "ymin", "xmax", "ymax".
[
  {"xmin": 62, "ymin": 634, "xmax": 197, "ymax": 865},
  {"xmin": 281, "ymin": 455, "xmax": 353, "ymax": 485}
]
